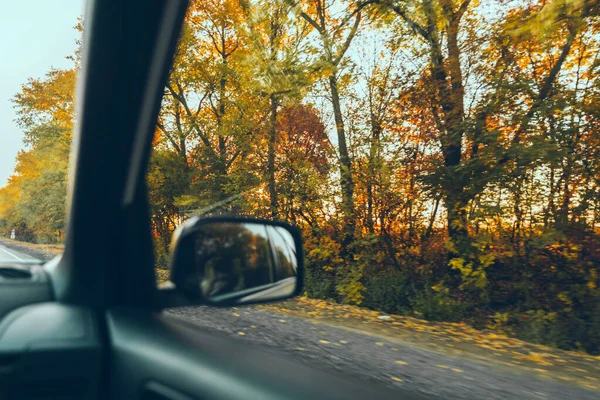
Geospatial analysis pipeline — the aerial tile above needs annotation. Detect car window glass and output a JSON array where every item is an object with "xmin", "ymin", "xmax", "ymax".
[{"xmin": 155, "ymin": 0, "xmax": 600, "ymax": 398}]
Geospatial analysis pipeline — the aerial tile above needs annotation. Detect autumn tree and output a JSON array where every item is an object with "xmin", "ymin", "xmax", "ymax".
[
  {"xmin": 0, "ymin": 68, "xmax": 76, "ymax": 242},
  {"xmin": 291, "ymin": 0, "xmax": 372, "ymax": 250},
  {"xmin": 370, "ymin": 0, "xmax": 598, "ymax": 281},
  {"xmin": 244, "ymin": 0, "xmax": 313, "ymax": 218}
]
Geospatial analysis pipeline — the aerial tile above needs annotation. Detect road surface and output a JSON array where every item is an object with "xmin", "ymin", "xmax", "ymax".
[
  {"xmin": 169, "ymin": 306, "xmax": 599, "ymax": 400},
  {"xmin": 0, "ymin": 243, "xmax": 41, "ymax": 263}
]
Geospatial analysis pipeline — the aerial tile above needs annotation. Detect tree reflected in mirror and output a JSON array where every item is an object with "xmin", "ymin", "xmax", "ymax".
[{"xmin": 195, "ymin": 222, "xmax": 297, "ymax": 304}]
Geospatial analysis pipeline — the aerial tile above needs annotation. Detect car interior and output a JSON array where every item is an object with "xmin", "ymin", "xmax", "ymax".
[{"xmin": 0, "ymin": 1, "xmax": 421, "ymax": 399}]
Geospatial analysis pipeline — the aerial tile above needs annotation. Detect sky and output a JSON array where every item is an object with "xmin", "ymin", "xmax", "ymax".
[{"xmin": 0, "ymin": 1, "xmax": 85, "ymax": 187}]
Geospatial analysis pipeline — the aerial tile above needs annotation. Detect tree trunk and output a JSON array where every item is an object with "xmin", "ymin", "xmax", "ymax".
[
  {"xmin": 366, "ymin": 119, "xmax": 381, "ymax": 234},
  {"xmin": 268, "ymin": 94, "xmax": 279, "ymax": 219},
  {"xmin": 442, "ymin": 15, "xmax": 467, "ymax": 253},
  {"xmin": 328, "ymin": 74, "xmax": 355, "ymax": 248},
  {"xmin": 215, "ymin": 60, "xmax": 229, "ymax": 201},
  {"xmin": 426, "ymin": 196, "xmax": 441, "ymax": 240},
  {"xmin": 557, "ymin": 166, "xmax": 572, "ymax": 230},
  {"xmin": 544, "ymin": 165, "xmax": 556, "ymax": 228}
]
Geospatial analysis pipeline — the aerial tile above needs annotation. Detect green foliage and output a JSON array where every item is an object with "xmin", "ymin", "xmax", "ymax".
[
  {"xmin": 362, "ymin": 270, "xmax": 411, "ymax": 314},
  {"xmin": 411, "ymin": 283, "xmax": 464, "ymax": 322},
  {"xmin": 303, "ymin": 234, "xmax": 340, "ymax": 300},
  {"xmin": 336, "ymin": 266, "xmax": 365, "ymax": 305},
  {"xmin": 0, "ymin": 67, "xmax": 73, "ymax": 244},
  {"xmin": 16, "ymin": 168, "xmax": 67, "ymax": 243},
  {"xmin": 304, "ymin": 263, "xmax": 336, "ymax": 300}
]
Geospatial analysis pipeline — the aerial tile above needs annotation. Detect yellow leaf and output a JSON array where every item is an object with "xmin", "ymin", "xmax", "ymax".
[
  {"xmin": 238, "ymin": 332, "xmax": 246, "ymax": 336},
  {"xmin": 437, "ymin": 365, "xmax": 449, "ymax": 369},
  {"xmin": 232, "ymin": 313, "xmax": 240, "ymax": 317},
  {"xmin": 339, "ymin": 340, "xmax": 347, "ymax": 344},
  {"xmin": 395, "ymin": 361, "xmax": 408, "ymax": 365},
  {"xmin": 319, "ymin": 340, "xmax": 330, "ymax": 344},
  {"xmin": 250, "ymin": 325, "xmax": 256, "ymax": 329},
  {"xmin": 297, "ymin": 347, "xmax": 305, "ymax": 351},
  {"xmin": 391, "ymin": 377, "xmax": 404, "ymax": 382},
  {"xmin": 451, "ymin": 368, "xmax": 463, "ymax": 373},
  {"xmin": 279, "ymin": 319, "xmax": 286, "ymax": 323},
  {"xmin": 375, "ymin": 342, "xmax": 384, "ymax": 346}
]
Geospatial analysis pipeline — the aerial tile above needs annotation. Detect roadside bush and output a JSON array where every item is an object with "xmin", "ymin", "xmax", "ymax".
[
  {"xmin": 489, "ymin": 306, "xmax": 600, "ymax": 354},
  {"xmin": 588, "ymin": 304, "xmax": 600, "ymax": 354},
  {"xmin": 153, "ymin": 236, "xmax": 171, "ymax": 269},
  {"xmin": 303, "ymin": 234, "xmax": 340, "ymax": 301},
  {"xmin": 304, "ymin": 263, "xmax": 336, "ymax": 300},
  {"xmin": 411, "ymin": 284, "xmax": 464, "ymax": 322},
  {"xmin": 155, "ymin": 268, "xmax": 170, "ymax": 284},
  {"xmin": 362, "ymin": 270, "xmax": 411, "ymax": 314},
  {"xmin": 515, "ymin": 310, "xmax": 565, "ymax": 348}
]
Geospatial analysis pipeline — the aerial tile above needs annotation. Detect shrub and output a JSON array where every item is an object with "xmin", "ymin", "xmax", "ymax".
[
  {"xmin": 411, "ymin": 284, "xmax": 464, "ymax": 322},
  {"xmin": 362, "ymin": 270, "xmax": 411, "ymax": 314},
  {"xmin": 304, "ymin": 263, "xmax": 336, "ymax": 300},
  {"xmin": 153, "ymin": 236, "xmax": 171, "ymax": 269}
]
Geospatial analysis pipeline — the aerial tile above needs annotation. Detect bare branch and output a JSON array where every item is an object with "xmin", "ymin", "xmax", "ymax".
[
  {"xmin": 156, "ymin": 121, "xmax": 181, "ymax": 153},
  {"xmin": 383, "ymin": 1, "xmax": 430, "ymax": 41},
  {"xmin": 299, "ymin": 11, "xmax": 324, "ymax": 35},
  {"xmin": 455, "ymin": 0, "xmax": 471, "ymax": 20},
  {"xmin": 333, "ymin": 12, "xmax": 362, "ymax": 65}
]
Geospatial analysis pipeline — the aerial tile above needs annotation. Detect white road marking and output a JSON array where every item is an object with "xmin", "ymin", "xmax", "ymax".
[{"xmin": 0, "ymin": 245, "xmax": 26, "ymax": 262}]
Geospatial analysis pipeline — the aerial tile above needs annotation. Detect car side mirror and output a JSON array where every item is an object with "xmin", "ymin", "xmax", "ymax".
[{"xmin": 166, "ymin": 216, "xmax": 304, "ymax": 306}]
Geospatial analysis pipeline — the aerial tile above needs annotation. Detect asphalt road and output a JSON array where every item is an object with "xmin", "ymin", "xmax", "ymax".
[
  {"xmin": 169, "ymin": 306, "xmax": 599, "ymax": 400},
  {"xmin": 0, "ymin": 242, "xmax": 41, "ymax": 263}
]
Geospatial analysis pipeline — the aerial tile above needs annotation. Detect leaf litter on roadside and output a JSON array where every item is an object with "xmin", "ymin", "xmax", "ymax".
[{"xmin": 259, "ymin": 296, "xmax": 600, "ymax": 386}]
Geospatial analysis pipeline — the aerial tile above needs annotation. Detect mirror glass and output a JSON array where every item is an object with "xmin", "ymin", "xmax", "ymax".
[{"xmin": 194, "ymin": 222, "xmax": 298, "ymax": 304}]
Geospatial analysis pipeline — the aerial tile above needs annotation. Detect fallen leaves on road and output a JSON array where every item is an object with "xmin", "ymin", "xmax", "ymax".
[{"xmin": 259, "ymin": 296, "xmax": 600, "ymax": 387}]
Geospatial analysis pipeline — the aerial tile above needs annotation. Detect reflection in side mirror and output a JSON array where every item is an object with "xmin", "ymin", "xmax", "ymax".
[
  {"xmin": 197, "ymin": 222, "xmax": 298, "ymax": 304},
  {"xmin": 168, "ymin": 217, "xmax": 303, "ymax": 306}
]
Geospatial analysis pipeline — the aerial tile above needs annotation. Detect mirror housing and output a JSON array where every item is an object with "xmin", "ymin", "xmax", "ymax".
[{"xmin": 165, "ymin": 216, "xmax": 304, "ymax": 307}]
